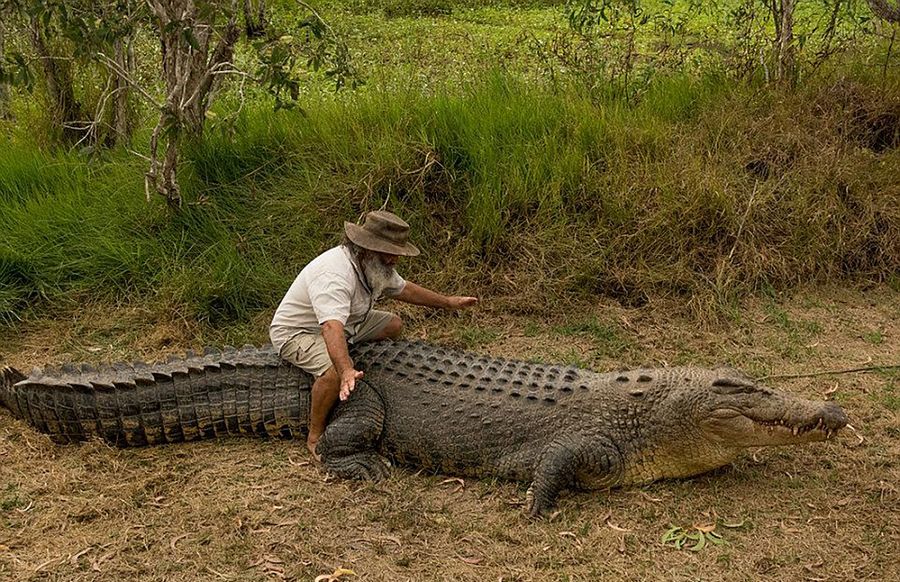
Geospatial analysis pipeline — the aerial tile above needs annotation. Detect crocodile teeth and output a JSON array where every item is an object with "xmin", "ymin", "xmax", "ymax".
[{"xmin": 792, "ymin": 426, "xmax": 800, "ymax": 436}]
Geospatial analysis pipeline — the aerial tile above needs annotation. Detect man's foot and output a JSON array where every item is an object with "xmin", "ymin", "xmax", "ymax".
[{"xmin": 306, "ymin": 435, "xmax": 322, "ymax": 462}]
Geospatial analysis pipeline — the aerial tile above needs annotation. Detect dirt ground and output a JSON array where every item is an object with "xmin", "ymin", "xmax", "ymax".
[{"xmin": 1, "ymin": 285, "xmax": 898, "ymax": 581}]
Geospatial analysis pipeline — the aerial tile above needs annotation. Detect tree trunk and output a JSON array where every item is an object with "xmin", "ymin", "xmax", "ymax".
[
  {"xmin": 146, "ymin": 0, "xmax": 241, "ymax": 209},
  {"xmin": 30, "ymin": 19, "xmax": 86, "ymax": 144},
  {"xmin": 109, "ymin": 35, "xmax": 135, "ymax": 147},
  {"xmin": 0, "ymin": 21, "xmax": 9, "ymax": 120},
  {"xmin": 775, "ymin": 0, "xmax": 796, "ymax": 83},
  {"xmin": 867, "ymin": 0, "xmax": 900, "ymax": 21},
  {"xmin": 243, "ymin": 0, "xmax": 267, "ymax": 38}
]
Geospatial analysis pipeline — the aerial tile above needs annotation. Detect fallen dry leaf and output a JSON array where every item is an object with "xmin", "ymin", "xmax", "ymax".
[
  {"xmin": 205, "ymin": 566, "xmax": 231, "ymax": 579},
  {"xmin": 69, "ymin": 546, "xmax": 93, "ymax": 565},
  {"xmin": 314, "ymin": 567, "xmax": 356, "ymax": 582},
  {"xmin": 34, "ymin": 557, "xmax": 63, "ymax": 573},
  {"xmin": 606, "ymin": 519, "xmax": 632, "ymax": 532},
  {"xmin": 169, "ymin": 533, "xmax": 188, "ymax": 551},
  {"xmin": 439, "ymin": 477, "xmax": 466, "ymax": 493},
  {"xmin": 377, "ymin": 535, "xmax": 402, "ymax": 547}
]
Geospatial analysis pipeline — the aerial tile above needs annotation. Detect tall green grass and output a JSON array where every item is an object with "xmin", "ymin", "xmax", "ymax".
[{"xmin": 1, "ymin": 71, "xmax": 898, "ymax": 326}]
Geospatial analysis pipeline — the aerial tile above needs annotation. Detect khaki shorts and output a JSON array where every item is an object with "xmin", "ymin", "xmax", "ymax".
[{"xmin": 279, "ymin": 310, "xmax": 396, "ymax": 377}]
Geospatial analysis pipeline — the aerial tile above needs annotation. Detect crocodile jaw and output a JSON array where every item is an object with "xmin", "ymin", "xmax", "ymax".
[{"xmin": 702, "ymin": 400, "xmax": 848, "ymax": 447}]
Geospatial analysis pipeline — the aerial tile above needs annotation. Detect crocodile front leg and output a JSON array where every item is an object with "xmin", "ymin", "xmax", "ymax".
[
  {"xmin": 527, "ymin": 434, "xmax": 624, "ymax": 517},
  {"xmin": 317, "ymin": 381, "xmax": 391, "ymax": 481}
]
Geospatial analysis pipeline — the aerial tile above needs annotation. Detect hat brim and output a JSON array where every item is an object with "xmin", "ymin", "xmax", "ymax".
[{"xmin": 344, "ymin": 222, "xmax": 421, "ymax": 257}]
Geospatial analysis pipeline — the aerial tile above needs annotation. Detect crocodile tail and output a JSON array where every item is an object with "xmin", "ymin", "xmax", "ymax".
[
  {"xmin": 0, "ymin": 355, "xmax": 314, "ymax": 447},
  {"xmin": 1, "ymin": 365, "xmax": 27, "ymax": 417}
]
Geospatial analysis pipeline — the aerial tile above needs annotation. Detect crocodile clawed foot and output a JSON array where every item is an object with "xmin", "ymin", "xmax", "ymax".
[
  {"xmin": 523, "ymin": 484, "xmax": 560, "ymax": 520},
  {"xmin": 524, "ymin": 485, "xmax": 535, "ymax": 516},
  {"xmin": 323, "ymin": 452, "xmax": 392, "ymax": 481},
  {"xmin": 523, "ymin": 485, "xmax": 546, "ymax": 520}
]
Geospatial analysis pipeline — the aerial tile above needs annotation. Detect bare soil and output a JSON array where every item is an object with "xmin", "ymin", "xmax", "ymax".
[{"xmin": 1, "ymin": 285, "xmax": 898, "ymax": 581}]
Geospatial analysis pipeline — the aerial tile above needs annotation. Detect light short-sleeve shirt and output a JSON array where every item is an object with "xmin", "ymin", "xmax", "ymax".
[{"xmin": 269, "ymin": 246, "xmax": 406, "ymax": 353}]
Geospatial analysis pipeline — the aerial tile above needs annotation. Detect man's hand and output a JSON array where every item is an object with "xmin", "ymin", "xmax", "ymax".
[
  {"xmin": 339, "ymin": 368, "xmax": 365, "ymax": 401},
  {"xmin": 394, "ymin": 283, "xmax": 479, "ymax": 311},
  {"xmin": 446, "ymin": 296, "xmax": 479, "ymax": 310}
]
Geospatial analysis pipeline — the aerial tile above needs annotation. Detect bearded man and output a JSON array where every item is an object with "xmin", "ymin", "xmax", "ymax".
[{"xmin": 270, "ymin": 211, "xmax": 478, "ymax": 458}]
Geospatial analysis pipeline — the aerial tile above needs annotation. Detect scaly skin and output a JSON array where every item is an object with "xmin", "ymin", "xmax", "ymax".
[
  {"xmin": 0, "ymin": 345, "xmax": 310, "ymax": 446},
  {"xmin": 1, "ymin": 340, "xmax": 848, "ymax": 515}
]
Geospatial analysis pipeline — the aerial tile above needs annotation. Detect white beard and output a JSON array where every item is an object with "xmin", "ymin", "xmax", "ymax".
[{"xmin": 360, "ymin": 254, "xmax": 397, "ymax": 298}]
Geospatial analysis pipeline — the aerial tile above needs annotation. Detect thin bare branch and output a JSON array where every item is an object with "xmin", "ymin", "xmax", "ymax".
[
  {"xmin": 757, "ymin": 364, "xmax": 900, "ymax": 381},
  {"xmin": 96, "ymin": 52, "xmax": 163, "ymax": 110}
]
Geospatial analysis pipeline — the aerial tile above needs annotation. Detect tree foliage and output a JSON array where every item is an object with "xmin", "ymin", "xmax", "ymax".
[
  {"xmin": 0, "ymin": 0, "xmax": 358, "ymax": 209},
  {"xmin": 0, "ymin": 0, "xmax": 144, "ymax": 146},
  {"xmin": 560, "ymin": 0, "xmax": 894, "ymax": 96}
]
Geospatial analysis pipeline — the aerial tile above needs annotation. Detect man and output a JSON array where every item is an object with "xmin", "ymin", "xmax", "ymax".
[{"xmin": 270, "ymin": 210, "xmax": 478, "ymax": 458}]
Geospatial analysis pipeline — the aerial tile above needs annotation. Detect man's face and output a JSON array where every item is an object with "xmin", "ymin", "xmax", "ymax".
[
  {"xmin": 375, "ymin": 252, "xmax": 400, "ymax": 267},
  {"xmin": 360, "ymin": 250, "xmax": 400, "ymax": 295}
]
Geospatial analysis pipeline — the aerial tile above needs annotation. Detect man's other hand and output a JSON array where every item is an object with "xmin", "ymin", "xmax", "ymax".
[
  {"xmin": 446, "ymin": 296, "xmax": 479, "ymax": 310},
  {"xmin": 339, "ymin": 368, "xmax": 365, "ymax": 401}
]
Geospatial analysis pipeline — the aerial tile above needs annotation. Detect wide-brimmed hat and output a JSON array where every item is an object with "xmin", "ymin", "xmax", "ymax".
[{"xmin": 344, "ymin": 211, "xmax": 421, "ymax": 257}]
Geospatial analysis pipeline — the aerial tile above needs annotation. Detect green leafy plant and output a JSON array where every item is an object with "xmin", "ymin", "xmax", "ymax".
[{"xmin": 661, "ymin": 520, "xmax": 746, "ymax": 551}]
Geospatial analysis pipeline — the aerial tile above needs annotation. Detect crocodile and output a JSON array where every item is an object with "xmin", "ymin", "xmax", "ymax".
[{"xmin": 0, "ymin": 340, "xmax": 847, "ymax": 515}]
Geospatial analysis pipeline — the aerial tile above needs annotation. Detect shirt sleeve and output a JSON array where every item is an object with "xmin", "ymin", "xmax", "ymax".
[
  {"xmin": 381, "ymin": 271, "xmax": 407, "ymax": 298},
  {"xmin": 307, "ymin": 272, "xmax": 353, "ymax": 325}
]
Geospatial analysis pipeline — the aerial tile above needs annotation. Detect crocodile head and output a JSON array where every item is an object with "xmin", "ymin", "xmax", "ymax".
[{"xmin": 696, "ymin": 371, "xmax": 848, "ymax": 447}]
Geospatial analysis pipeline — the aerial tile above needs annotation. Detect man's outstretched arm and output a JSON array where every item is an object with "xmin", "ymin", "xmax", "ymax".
[{"xmin": 392, "ymin": 282, "xmax": 478, "ymax": 310}]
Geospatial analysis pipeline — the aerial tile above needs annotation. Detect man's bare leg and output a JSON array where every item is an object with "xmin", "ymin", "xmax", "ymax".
[
  {"xmin": 307, "ymin": 315, "xmax": 402, "ymax": 460},
  {"xmin": 376, "ymin": 315, "xmax": 403, "ymax": 340},
  {"xmin": 307, "ymin": 366, "xmax": 340, "ymax": 460}
]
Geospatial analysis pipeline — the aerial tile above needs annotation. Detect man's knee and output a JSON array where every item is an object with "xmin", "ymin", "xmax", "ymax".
[{"xmin": 378, "ymin": 315, "xmax": 403, "ymax": 340}]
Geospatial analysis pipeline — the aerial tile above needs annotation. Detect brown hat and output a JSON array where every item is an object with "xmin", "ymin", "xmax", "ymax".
[{"xmin": 344, "ymin": 211, "xmax": 421, "ymax": 257}]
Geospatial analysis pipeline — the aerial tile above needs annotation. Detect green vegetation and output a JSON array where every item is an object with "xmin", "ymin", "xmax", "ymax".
[
  {"xmin": 553, "ymin": 317, "xmax": 632, "ymax": 356},
  {"xmin": 0, "ymin": 484, "xmax": 25, "ymax": 511},
  {"xmin": 763, "ymin": 302, "xmax": 823, "ymax": 359},
  {"xmin": 1, "ymin": 1, "xmax": 898, "ymax": 330},
  {"xmin": 455, "ymin": 325, "xmax": 502, "ymax": 348},
  {"xmin": 871, "ymin": 368, "xmax": 900, "ymax": 411},
  {"xmin": 863, "ymin": 330, "xmax": 885, "ymax": 345},
  {"xmin": 2, "ymin": 72, "xmax": 898, "ymax": 326}
]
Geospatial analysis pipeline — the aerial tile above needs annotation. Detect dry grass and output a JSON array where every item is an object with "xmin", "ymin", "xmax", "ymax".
[{"xmin": 1, "ymin": 285, "xmax": 898, "ymax": 581}]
